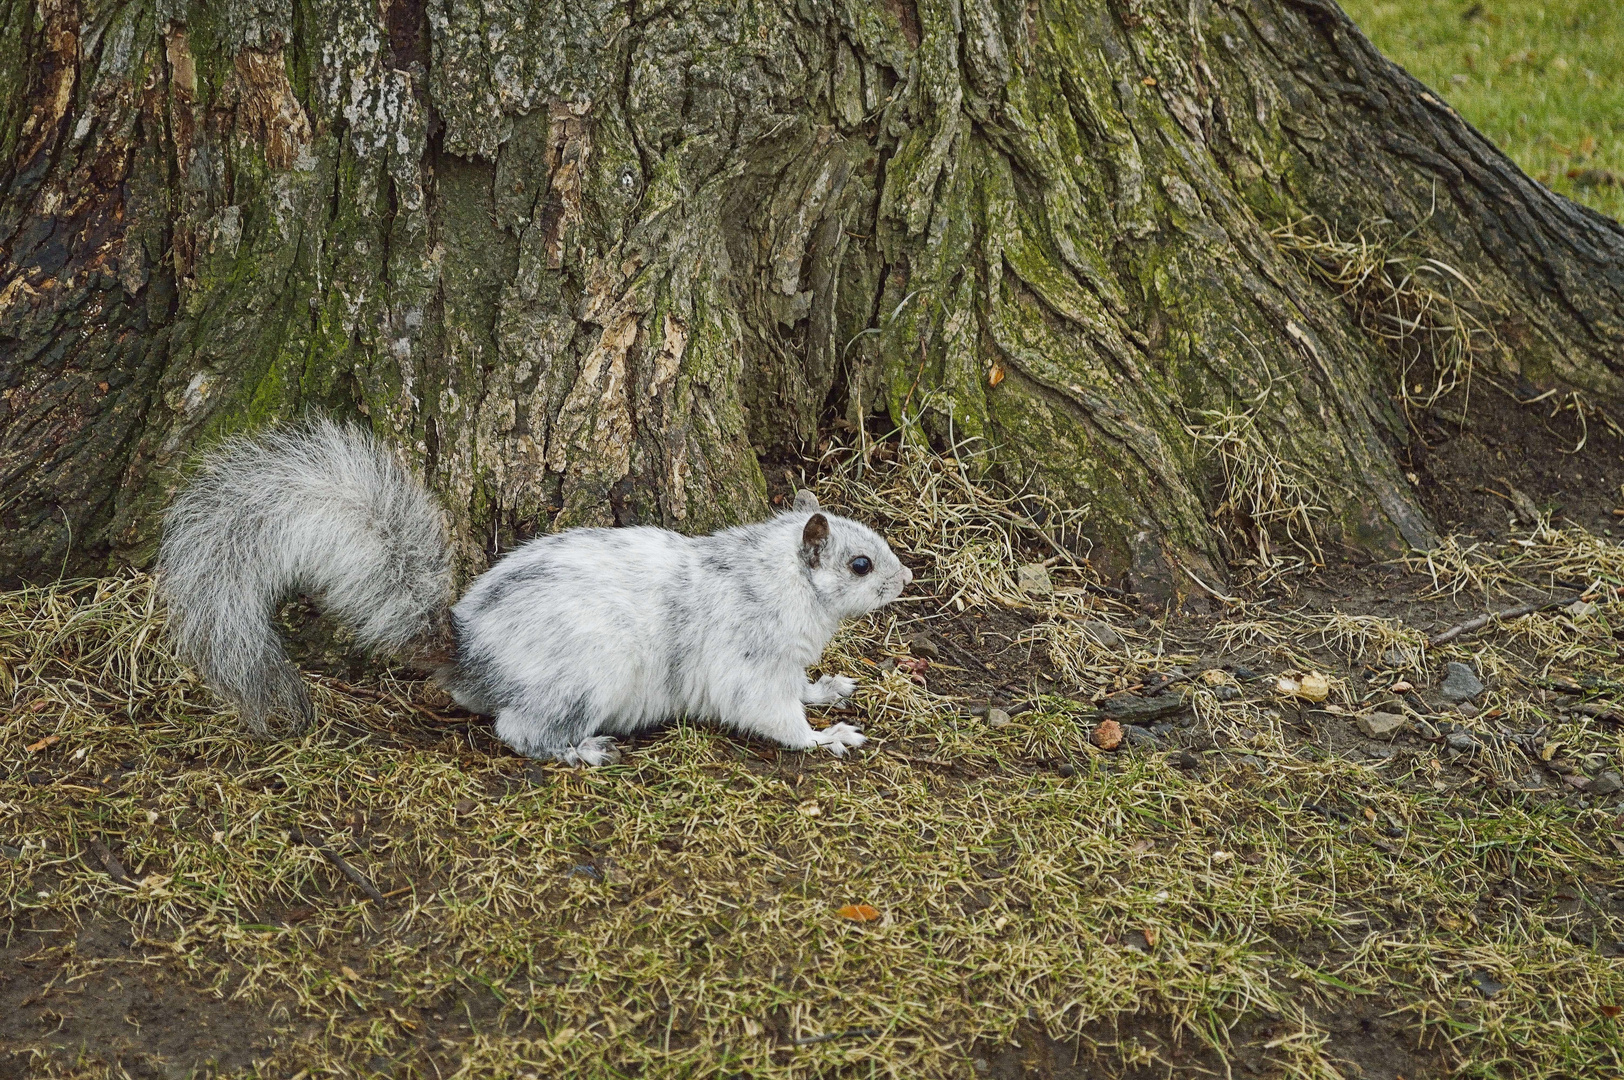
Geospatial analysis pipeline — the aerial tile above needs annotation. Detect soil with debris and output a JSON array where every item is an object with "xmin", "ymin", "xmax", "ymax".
[
  {"xmin": 4, "ymin": 435, "xmax": 1623, "ymax": 1080},
  {"xmin": 1405, "ymin": 375, "xmax": 1624, "ymax": 541}
]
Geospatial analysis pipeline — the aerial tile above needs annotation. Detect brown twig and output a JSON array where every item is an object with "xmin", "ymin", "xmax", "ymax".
[
  {"xmin": 86, "ymin": 838, "xmax": 136, "ymax": 886},
  {"xmin": 1570, "ymin": 702, "xmax": 1623, "ymax": 724},
  {"xmin": 1428, "ymin": 597, "xmax": 1574, "ymax": 647},
  {"xmin": 290, "ymin": 826, "xmax": 385, "ymax": 904}
]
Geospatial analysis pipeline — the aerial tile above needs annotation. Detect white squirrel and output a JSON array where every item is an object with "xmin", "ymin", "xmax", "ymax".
[{"xmin": 157, "ymin": 419, "xmax": 912, "ymax": 764}]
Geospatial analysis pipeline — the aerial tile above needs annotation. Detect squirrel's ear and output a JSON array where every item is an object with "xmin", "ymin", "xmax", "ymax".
[
  {"xmin": 792, "ymin": 489, "xmax": 820, "ymax": 512},
  {"xmin": 800, "ymin": 512, "xmax": 830, "ymax": 567}
]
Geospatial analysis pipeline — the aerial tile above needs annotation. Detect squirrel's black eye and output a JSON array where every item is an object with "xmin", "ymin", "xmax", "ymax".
[{"xmin": 849, "ymin": 556, "xmax": 873, "ymax": 576}]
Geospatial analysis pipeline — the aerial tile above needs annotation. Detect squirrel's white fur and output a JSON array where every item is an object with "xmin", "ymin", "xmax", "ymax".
[{"xmin": 157, "ymin": 419, "xmax": 911, "ymax": 764}]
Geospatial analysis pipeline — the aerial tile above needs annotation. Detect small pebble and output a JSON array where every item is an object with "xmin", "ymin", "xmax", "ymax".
[
  {"xmin": 1122, "ymin": 725, "xmax": 1159, "ymax": 750},
  {"xmin": 1446, "ymin": 731, "xmax": 1479, "ymax": 752},
  {"xmin": 1232, "ymin": 666, "xmax": 1256, "ymax": 681},
  {"xmin": 1439, "ymin": 662, "xmax": 1485, "ymax": 704},
  {"xmin": 1590, "ymin": 771, "xmax": 1623, "ymax": 796},
  {"xmin": 987, "ymin": 708, "xmax": 1012, "ymax": 729},
  {"xmin": 1016, "ymin": 563, "xmax": 1053, "ymax": 596},
  {"xmin": 908, "ymin": 635, "xmax": 940, "ymax": 660},
  {"xmin": 1357, "ymin": 712, "xmax": 1407, "ymax": 740},
  {"xmin": 1082, "ymin": 620, "xmax": 1122, "ymax": 648},
  {"xmin": 1214, "ymin": 685, "xmax": 1240, "ymax": 701}
]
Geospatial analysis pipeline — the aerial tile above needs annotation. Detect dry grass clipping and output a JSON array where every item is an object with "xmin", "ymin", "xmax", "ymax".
[
  {"xmin": 1185, "ymin": 393, "xmax": 1331, "ymax": 576},
  {"xmin": 1272, "ymin": 214, "xmax": 1500, "ymax": 419}
]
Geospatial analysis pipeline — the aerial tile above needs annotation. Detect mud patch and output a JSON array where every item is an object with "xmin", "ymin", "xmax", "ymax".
[{"xmin": 1406, "ymin": 379, "xmax": 1623, "ymax": 537}]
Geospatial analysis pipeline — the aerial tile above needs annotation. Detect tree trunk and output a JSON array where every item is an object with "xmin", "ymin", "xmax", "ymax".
[{"xmin": 3, "ymin": 0, "xmax": 1621, "ymax": 590}]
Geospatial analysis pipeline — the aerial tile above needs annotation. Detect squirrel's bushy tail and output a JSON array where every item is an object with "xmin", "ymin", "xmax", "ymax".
[{"xmin": 157, "ymin": 419, "xmax": 453, "ymax": 733}]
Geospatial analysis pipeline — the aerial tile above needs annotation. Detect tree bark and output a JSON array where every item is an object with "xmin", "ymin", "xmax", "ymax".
[{"xmin": 3, "ymin": 0, "xmax": 1621, "ymax": 589}]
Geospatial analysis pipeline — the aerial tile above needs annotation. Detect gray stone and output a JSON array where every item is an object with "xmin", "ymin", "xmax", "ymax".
[
  {"xmin": 1590, "ymin": 771, "xmax": 1623, "ymax": 796},
  {"xmin": 1081, "ymin": 619, "xmax": 1121, "ymax": 648},
  {"xmin": 1121, "ymin": 725, "xmax": 1159, "ymax": 749},
  {"xmin": 1214, "ymin": 685, "xmax": 1240, "ymax": 701},
  {"xmin": 1016, "ymin": 563, "xmax": 1053, "ymax": 596},
  {"xmin": 986, "ymin": 708, "xmax": 1012, "ymax": 729},
  {"xmin": 1446, "ymin": 731, "xmax": 1480, "ymax": 753},
  {"xmin": 908, "ymin": 635, "xmax": 940, "ymax": 660},
  {"xmin": 1381, "ymin": 648, "xmax": 1410, "ymax": 669},
  {"xmin": 1439, "ymin": 662, "xmax": 1485, "ymax": 703},
  {"xmin": 1356, "ymin": 712, "xmax": 1407, "ymax": 740}
]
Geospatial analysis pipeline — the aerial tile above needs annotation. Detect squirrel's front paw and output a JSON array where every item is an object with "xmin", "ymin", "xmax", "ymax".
[
  {"xmin": 810, "ymin": 721, "xmax": 866, "ymax": 757},
  {"xmin": 565, "ymin": 735, "xmax": 622, "ymax": 767},
  {"xmin": 804, "ymin": 673, "xmax": 859, "ymax": 705},
  {"xmin": 824, "ymin": 675, "xmax": 858, "ymax": 700}
]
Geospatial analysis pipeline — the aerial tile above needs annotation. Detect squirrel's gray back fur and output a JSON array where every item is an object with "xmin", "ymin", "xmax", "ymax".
[{"xmin": 157, "ymin": 419, "xmax": 452, "ymax": 733}]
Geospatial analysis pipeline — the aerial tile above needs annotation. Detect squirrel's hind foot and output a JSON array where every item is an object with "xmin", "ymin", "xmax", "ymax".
[
  {"xmin": 502, "ymin": 730, "xmax": 622, "ymax": 767},
  {"xmin": 549, "ymin": 735, "xmax": 622, "ymax": 767},
  {"xmin": 808, "ymin": 721, "xmax": 866, "ymax": 757}
]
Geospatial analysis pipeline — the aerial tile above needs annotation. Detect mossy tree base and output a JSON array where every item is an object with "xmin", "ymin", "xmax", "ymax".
[{"xmin": 3, "ymin": 0, "xmax": 1621, "ymax": 590}]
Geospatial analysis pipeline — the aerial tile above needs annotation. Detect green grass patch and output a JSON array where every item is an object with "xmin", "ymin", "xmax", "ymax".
[{"xmin": 1341, "ymin": 0, "xmax": 1624, "ymax": 221}]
